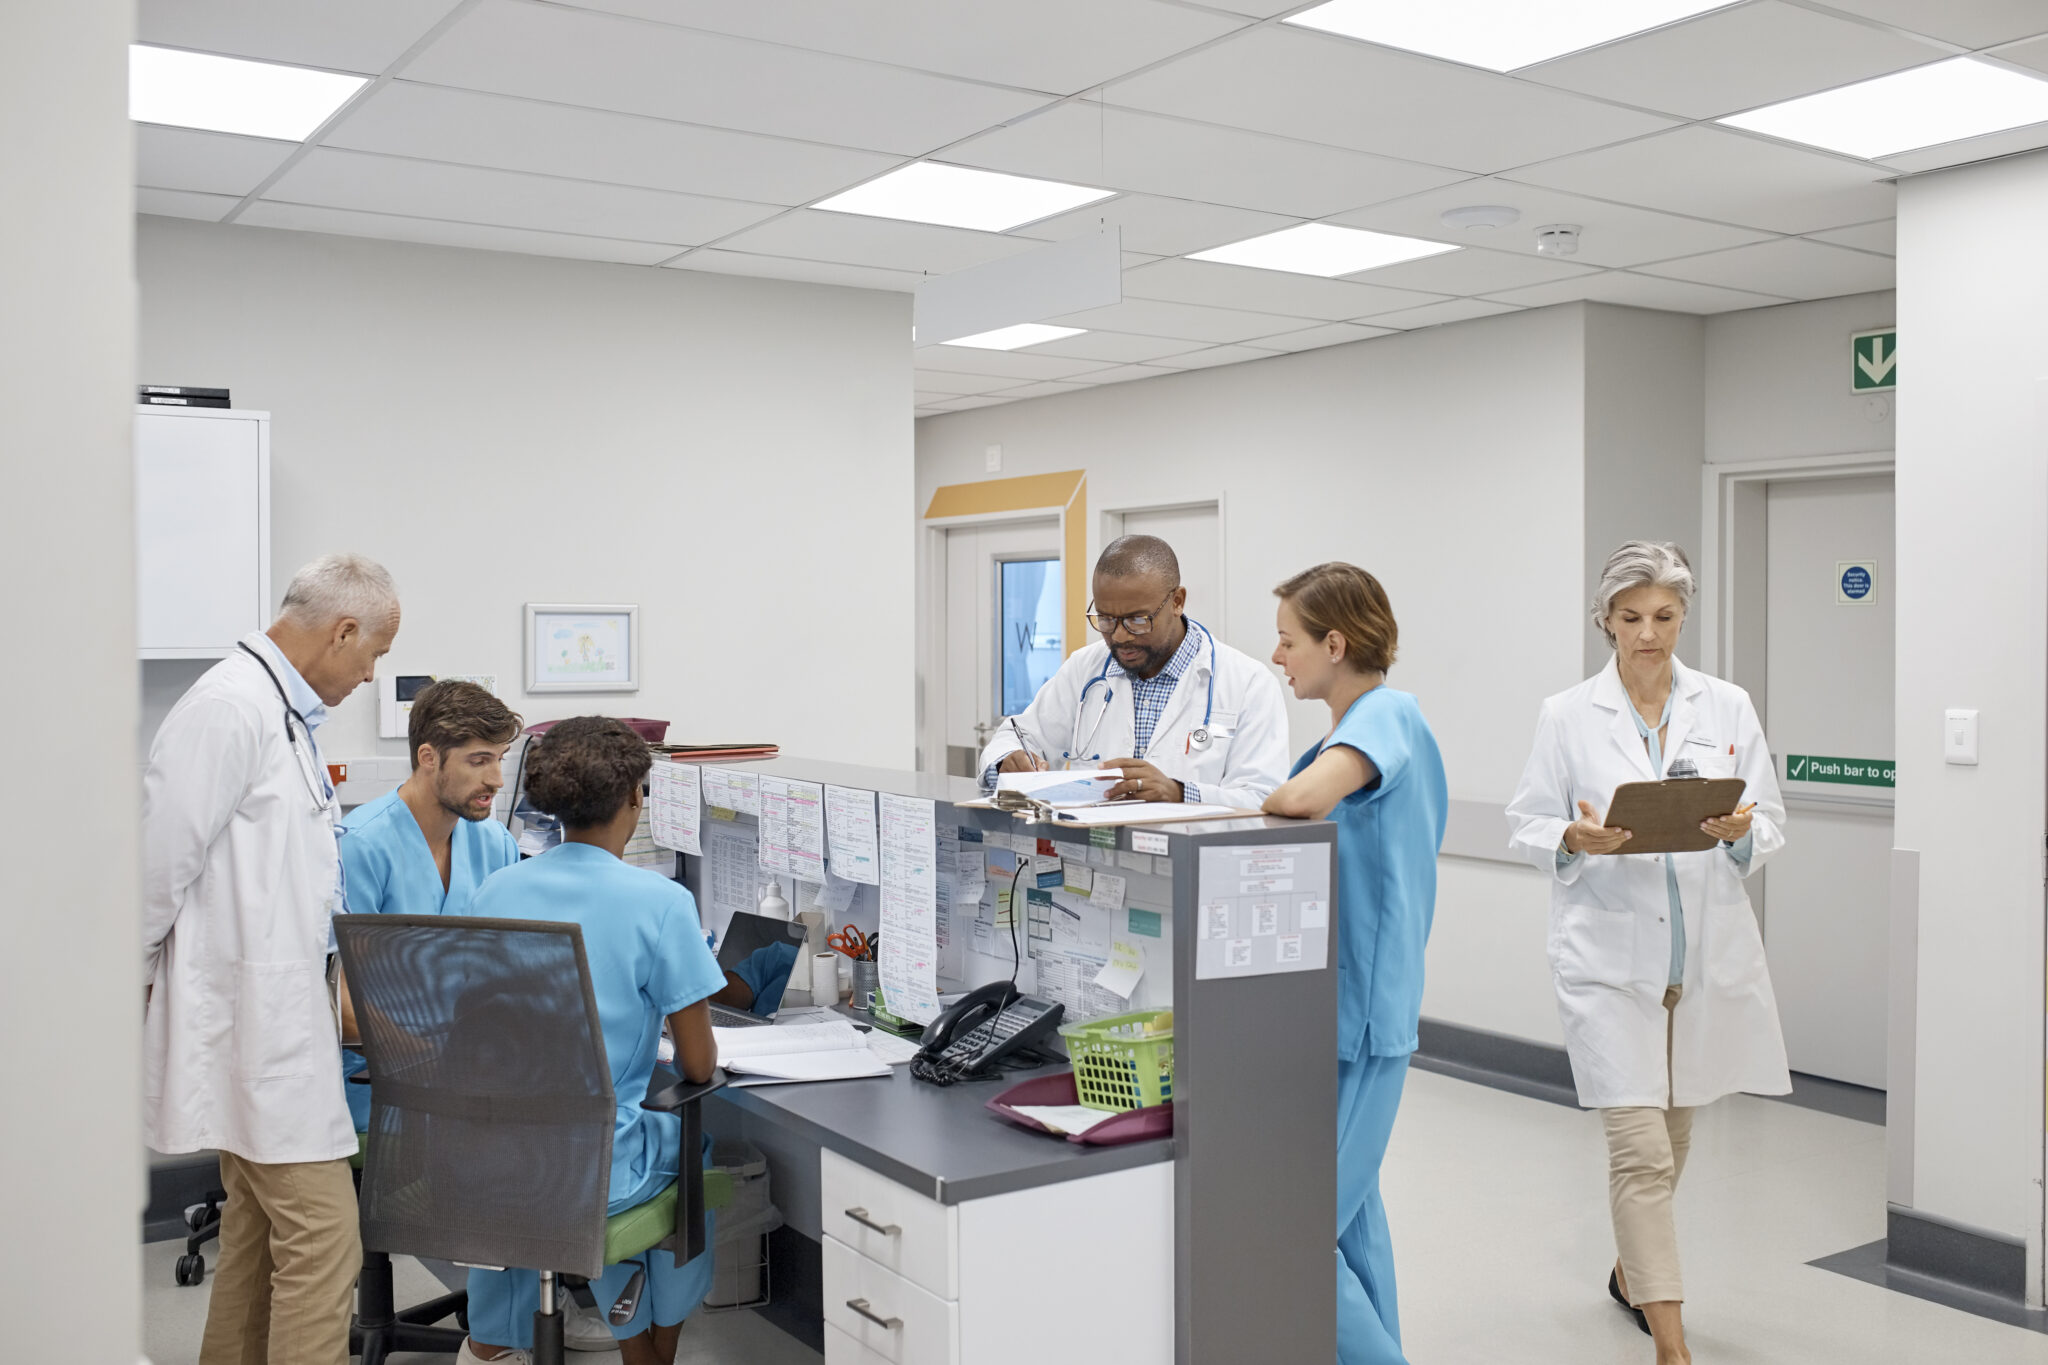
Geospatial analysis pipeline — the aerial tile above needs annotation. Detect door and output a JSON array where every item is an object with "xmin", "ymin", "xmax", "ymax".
[
  {"xmin": 942, "ymin": 519, "xmax": 1062, "ymax": 777},
  {"xmin": 1760, "ymin": 473, "xmax": 1895, "ymax": 1088},
  {"xmin": 1115, "ymin": 503, "xmax": 1222, "ymax": 636}
]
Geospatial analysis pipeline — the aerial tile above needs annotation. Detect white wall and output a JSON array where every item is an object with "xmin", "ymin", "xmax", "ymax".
[
  {"xmin": 1705, "ymin": 290, "xmax": 1896, "ymax": 465},
  {"xmin": 0, "ymin": 4, "xmax": 141, "ymax": 1360},
  {"xmin": 1895, "ymin": 154, "xmax": 2048, "ymax": 1253},
  {"xmin": 137, "ymin": 218, "xmax": 916, "ymax": 769}
]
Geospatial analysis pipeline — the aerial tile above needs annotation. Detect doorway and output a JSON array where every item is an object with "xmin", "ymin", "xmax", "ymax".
[
  {"xmin": 1108, "ymin": 501, "xmax": 1224, "ymax": 637},
  {"xmin": 941, "ymin": 518, "xmax": 1062, "ymax": 777}
]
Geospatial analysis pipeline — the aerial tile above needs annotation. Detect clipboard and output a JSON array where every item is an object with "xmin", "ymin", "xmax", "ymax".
[{"xmin": 1600, "ymin": 778, "xmax": 1746, "ymax": 854}]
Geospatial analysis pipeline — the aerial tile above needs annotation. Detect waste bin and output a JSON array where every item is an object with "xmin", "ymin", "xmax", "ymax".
[{"xmin": 704, "ymin": 1138, "xmax": 781, "ymax": 1310}]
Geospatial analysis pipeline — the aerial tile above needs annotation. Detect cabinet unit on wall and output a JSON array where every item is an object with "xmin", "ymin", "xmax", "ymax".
[{"xmin": 135, "ymin": 406, "xmax": 270, "ymax": 659}]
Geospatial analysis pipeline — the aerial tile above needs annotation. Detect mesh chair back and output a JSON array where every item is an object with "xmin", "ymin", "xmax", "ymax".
[{"xmin": 335, "ymin": 914, "xmax": 616, "ymax": 1278}]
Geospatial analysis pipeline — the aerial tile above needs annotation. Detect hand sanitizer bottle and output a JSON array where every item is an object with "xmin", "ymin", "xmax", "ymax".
[{"xmin": 758, "ymin": 879, "xmax": 790, "ymax": 920}]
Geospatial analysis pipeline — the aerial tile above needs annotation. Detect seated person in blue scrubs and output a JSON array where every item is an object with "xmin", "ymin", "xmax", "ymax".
[
  {"xmin": 338, "ymin": 679, "xmax": 523, "ymax": 1130},
  {"xmin": 710, "ymin": 937, "xmax": 802, "ymax": 1015},
  {"xmin": 452, "ymin": 716, "xmax": 722, "ymax": 1365}
]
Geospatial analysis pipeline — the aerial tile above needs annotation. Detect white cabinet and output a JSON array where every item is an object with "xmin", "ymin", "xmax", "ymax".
[
  {"xmin": 820, "ymin": 1148, "xmax": 1173, "ymax": 1365},
  {"xmin": 135, "ymin": 407, "xmax": 270, "ymax": 659}
]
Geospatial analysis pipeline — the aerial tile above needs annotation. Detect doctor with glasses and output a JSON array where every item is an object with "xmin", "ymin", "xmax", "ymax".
[{"xmin": 978, "ymin": 534, "xmax": 1288, "ymax": 810}]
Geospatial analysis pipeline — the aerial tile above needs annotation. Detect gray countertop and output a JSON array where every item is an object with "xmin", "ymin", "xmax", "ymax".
[{"xmin": 708, "ymin": 1064, "xmax": 1172, "ymax": 1205}]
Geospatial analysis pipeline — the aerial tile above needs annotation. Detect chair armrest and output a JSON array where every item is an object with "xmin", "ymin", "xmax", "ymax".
[{"xmin": 642, "ymin": 1069, "xmax": 727, "ymax": 1113}]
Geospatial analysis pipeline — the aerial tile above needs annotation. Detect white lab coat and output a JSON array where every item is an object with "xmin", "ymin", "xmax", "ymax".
[
  {"xmin": 1505, "ymin": 657, "xmax": 1791, "ymax": 1109},
  {"xmin": 976, "ymin": 624, "xmax": 1291, "ymax": 810},
  {"xmin": 142, "ymin": 637, "xmax": 356, "ymax": 1164}
]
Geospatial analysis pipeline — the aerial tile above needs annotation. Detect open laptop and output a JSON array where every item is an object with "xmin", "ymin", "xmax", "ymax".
[{"xmin": 707, "ymin": 910, "xmax": 807, "ymax": 1029}]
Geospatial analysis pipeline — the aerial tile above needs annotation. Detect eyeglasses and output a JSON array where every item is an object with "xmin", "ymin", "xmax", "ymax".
[{"xmin": 1087, "ymin": 592, "xmax": 1177, "ymax": 637}]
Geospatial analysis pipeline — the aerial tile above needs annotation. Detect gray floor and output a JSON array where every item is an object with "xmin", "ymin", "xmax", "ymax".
[{"xmin": 136, "ymin": 1068, "xmax": 2048, "ymax": 1364}]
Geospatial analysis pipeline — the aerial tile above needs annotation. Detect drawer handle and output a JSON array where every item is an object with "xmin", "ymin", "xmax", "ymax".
[
  {"xmin": 846, "ymin": 1297, "xmax": 902, "ymax": 1330},
  {"xmin": 844, "ymin": 1206, "xmax": 901, "ymax": 1236}
]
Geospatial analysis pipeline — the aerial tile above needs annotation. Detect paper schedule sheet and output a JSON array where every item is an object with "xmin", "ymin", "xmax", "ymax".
[
  {"xmin": 647, "ymin": 761, "xmax": 702, "ymax": 856},
  {"xmin": 877, "ymin": 792, "xmax": 941, "ymax": 1024},
  {"xmin": 824, "ymin": 785, "xmax": 880, "ymax": 885},
  {"xmin": 785, "ymin": 779, "xmax": 826, "ymax": 883}
]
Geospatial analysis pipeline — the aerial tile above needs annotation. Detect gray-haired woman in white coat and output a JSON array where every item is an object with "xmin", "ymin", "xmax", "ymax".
[{"xmin": 1506, "ymin": 541, "xmax": 1790, "ymax": 1365}]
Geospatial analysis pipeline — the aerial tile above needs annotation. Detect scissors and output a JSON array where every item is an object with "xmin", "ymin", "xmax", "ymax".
[{"xmin": 827, "ymin": 924, "xmax": 872, "ymax": 961}]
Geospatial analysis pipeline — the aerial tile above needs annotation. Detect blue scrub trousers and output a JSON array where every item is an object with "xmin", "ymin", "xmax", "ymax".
[
  {"xmin": 466, "ymin": 1126, "xmax": 717, "ymax": 1349},
  {"xmin": 1337, "ymin": 1053, "xmax": 1411, "ymax": 1365}
]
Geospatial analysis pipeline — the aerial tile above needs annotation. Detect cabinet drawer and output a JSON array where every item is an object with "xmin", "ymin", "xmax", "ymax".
[
  {"xmin": 821, "ymin": 1148, "xmax": 958, "ymax": 1298},
  {"xmin": 824, "ymin": 1234, "xmax": 958, "ymax": 1365},
  {"xmin": 825, "ymin": 1323, "xmax": 896, "ymax": 1365}
]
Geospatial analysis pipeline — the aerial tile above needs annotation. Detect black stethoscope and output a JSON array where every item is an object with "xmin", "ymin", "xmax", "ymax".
[
  {"xmin": 239, "ymin": 642, "xmax": 334, "ymax": 814},
  {"xmin": 1068, "ymin": 618, "xmax": 1219, "ymax": 764}
]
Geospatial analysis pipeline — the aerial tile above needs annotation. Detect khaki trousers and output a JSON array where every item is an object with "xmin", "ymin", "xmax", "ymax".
[
  {"xmin": 1600, "ymin": 986, "xmax": 1694, "ymax": 1306},
  {"xmin": 199, "ymin": 1151, "xmax": 361, "ymax": 1365}
]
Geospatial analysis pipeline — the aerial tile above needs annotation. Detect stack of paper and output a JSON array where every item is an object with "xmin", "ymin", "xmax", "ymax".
[
  {"xmin": 995, "ymin": 770, "xmax": 1121, "ymax": 809},
  {"xmin": 712, "ymin": 1020, "xmax": 893, "ymax": 1086}
]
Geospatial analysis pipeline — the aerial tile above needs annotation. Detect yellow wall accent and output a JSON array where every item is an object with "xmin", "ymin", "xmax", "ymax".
[{"xmin": 925, "ymin": 470, "xmax": 1089, "ymax": 657}]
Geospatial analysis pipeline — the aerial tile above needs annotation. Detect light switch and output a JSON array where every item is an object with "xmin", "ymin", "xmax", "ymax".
[
  {"xmin": 985, "ymin": 443, "xmax": 1002, "ymax": 472},
  {"xmin": 1944, "ymin": 708, "xmax": 1979, "ymax": 765}
]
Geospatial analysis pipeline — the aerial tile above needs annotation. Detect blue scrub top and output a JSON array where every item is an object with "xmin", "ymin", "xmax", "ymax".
[
  {"xmin": 338, "ymin": 791, "xmax": 522, "ymax": 1127},
  {"xmin": 730, "ymin": 940, "xmax": 802, "ymax": 1016},
  {"xmin": 461, "ymin": 842, "xmax": 726, "ymax": 1207},
  {"xmin": 1296, "ymin": 687, "xmax": 1448, "ymax": 1062}
]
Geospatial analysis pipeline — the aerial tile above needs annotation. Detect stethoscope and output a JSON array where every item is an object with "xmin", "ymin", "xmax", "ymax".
[
  {"xmin": 1067, "ymin": 618, "xmax": 1219, "ymax": 764},
  {"xmin": 239, "ymin": 642, "xmax": 335, "ymax": 815}
]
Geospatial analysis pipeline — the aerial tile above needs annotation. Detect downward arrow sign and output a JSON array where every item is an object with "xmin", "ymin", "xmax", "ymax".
[{"xmin": 1858, "ymin": 336, "xmax": 1895, "ymax": 384}]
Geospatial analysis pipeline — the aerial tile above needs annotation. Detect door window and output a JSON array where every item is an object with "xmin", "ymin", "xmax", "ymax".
[{"xmin": 998, "ymin": 558, "xmax": 1062, "ymax": 717}]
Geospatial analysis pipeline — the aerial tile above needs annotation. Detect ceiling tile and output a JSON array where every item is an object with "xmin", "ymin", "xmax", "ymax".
[
  {"xmin": 1069, "ymin": 363, "xmax": 1177, "ymax": 384},
  {"xmin": 1819, "ymin": 1, "xmax": 2048, "ymax": 48},
  {"xmin": 931, "ymin": 393, "xmax": 1022, "ymax": 411},
  {"xmin": 1198, "ymin": 0, "xmax": 1303, "ymax": 15},
  {"xmin": 1255, "ymin": 321, "xmax": 1398, "ymax": 352},
  {"xmin": 1107, "ymin": 26, "xmax": 1676, "ymax": 174},
  {"xmin": 236, "ymin": 200, "xmax": 683, "ymax": 263},
  {"xmin": 1877, "ymin": 118, "xmax": 2048, "ymax": 174},
  {"xmin": 1509, "ymin": 125, "xmax": 1896, "ymax": 234},
  {"xmin": 138, "ymin": 0, "xmax": 465, "ymax": 74},
  {"xmin": 265, "ymin": 147, "xmax": 779, "ymax": 244},
  {"xmin": 997, "ymin": 379, "xmax": 1098, "ymax": 399},
  {"xmin": 1018, "ymin": 331, "xmax": 1211, "ymax": 363},
  {"xmin": 404, "ymin": 0, "xmax": 1049, "ymax": 155},
  {"xmin": 948, "ymin": 103, "xmax": 1465, "ymax": 218},
  {"xmin": 1638, "ymin": 237, "xmax": 1894, "ymax": 299},
  {"xmin": 914, "ymin": 390, "xmax": 962, "ymax": 406},
  {"xmin": 2001, "ymin": 34, "xmax": 2048, "ymax": 76},
  {"xmin": 1332, "ymin": 177, "xmax": 1773, "ymax": 267},
  {"xmin": 1149, "ymin": 344, "xmax": 1283, "ymax": 370},
  {"xmin": 136, "ymin": 126, "xmax": 297, "ymax": 197},
  {"xmin": 1015, "ymin": 194, "xmax": 1302, "ymax": 257},
  {"xmin": 1806, "ymin": 219, "xmax": 1896, "ymax": 255},
  {"xmin": 1521, "ymin": 2, "xmax": 1949, "ymax": 120},
  {"xmin": 715, "ymin": 210, "xmax": 1038, "ymax": 274},
  {"xmin": 1119, "ymin": 257, "xmax": 1447, "ymax": 321},
  {"xmin": 665, "ymin": 249, "xmax": 925, "ymax": 292},
  {"xmin": 1047, "ymin": 297, "xmax": 1317, "ymax": 343},
  {"xmin": 137, "ymin": 188, "xmax": 242, "ymax": 222},
  {"xmin": 910, "ymin": 369, "xmax": 1021, "ymax": 396},
  {"xmin": 554, "ymin": 0, "xmax": 1246, "ymax": 95},
  {"xmin": 905, "ymin": 347, "xmax": 1113, "ymax": 381},
  {"xmin": 326, "ymin": 81, "xmax": 900, "ymax": 205},
  {"xmin": 1350, "ymin": 244, "xmax": 1599, "ymax": 294},
  {"xmin": 1485, "ymin": 270, "xmax": 1790, "ymax": 313},
  {"xmin": 1364, "ymin": 298, "xmax": 1525, "ymax": 329}
]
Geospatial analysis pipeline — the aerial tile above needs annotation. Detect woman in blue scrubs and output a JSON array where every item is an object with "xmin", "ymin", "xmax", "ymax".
[
  {"xmin": 1263, "ymin": 563, "xmax": 1447, "ymax": 1365},
  {"xmin": 452, "ymin": 716, "xmax": 724, "ymax": 1365}
]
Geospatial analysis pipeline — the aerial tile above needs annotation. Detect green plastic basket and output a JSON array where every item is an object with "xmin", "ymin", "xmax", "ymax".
[{"xmin": 1059, "ymin": 1009, "xmax": 1174, "ymax": 1112}]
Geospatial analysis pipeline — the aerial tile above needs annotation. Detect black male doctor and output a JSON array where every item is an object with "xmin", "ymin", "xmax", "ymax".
[{"xmin": 978, "ymin": 535, "xmax": 1289, "ymax": 809}]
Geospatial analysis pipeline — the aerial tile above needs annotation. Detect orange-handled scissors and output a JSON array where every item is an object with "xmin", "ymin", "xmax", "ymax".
[{"xmin": 827, "ymin": 924, "xmax": 871, "ymax": 960}]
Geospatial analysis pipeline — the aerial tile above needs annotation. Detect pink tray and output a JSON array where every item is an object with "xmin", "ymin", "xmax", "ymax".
[{"xmin": 985, "ymin": 1073, "xmax": 1174, "ymax": 1146}]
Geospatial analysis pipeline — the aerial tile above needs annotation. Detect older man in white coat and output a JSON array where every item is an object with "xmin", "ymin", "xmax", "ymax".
[
  {"xmin": 979, "ymin": 535, "xmax": 1288, "ymax": 809},
  {"xmin": 144, "ymin": 554, "xmax": 400, "ymax": 1365}
]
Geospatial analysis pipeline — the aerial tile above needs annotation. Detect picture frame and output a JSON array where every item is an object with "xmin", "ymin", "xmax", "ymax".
[{"xmin": 523, "ymin": 603, "xmax": 639, "ymax": 693}]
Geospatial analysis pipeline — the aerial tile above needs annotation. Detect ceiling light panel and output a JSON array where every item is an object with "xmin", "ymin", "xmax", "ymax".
[
  {"xmin": 1188, "ymin": 223, "xmax": 1457, "ymax": 277},
  {"xmin": 130, "ymin": 44, "xmax": 368, "ymax": 141},
  {"xmin": 939, "ymin": 324, "xmax": 1088, "ymax": 351},
  {"xmin": 1284, "ymin": 0, "xmax": 1738, "ymax": 73},
  {"xmin": 815, "ymin": 162, "xmax": 1113, "ymax": 232},
  {"xmin": 1719, "ymin": 58, "xmax": 2048, "ymax": 160}
]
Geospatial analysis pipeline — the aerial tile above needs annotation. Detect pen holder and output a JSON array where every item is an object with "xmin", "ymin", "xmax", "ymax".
[{"xmin": 849, "ymin": 959, "xmax": 879, "ymax": 1013}]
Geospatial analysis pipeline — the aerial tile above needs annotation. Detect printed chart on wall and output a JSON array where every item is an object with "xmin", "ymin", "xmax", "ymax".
[
  {"xmin": 1195, "ymin": 843, "xmax": 1331, "ymax": 981},
  {"xmin": 647, "ymin": 761, "xmax": 701, "ymax": 857},
  {"xmin": 878, "ymin": 793, "xmax": 941, "ymax": 1024},
  {"xmin": 700, "ymin": 813, "xmax": 760, "ymax": 942}
]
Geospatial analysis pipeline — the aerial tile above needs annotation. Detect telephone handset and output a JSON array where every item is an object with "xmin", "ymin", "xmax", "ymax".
[{"xmin": 910, "ymin": 982, "xmax": 1064, "ymax": 1086}]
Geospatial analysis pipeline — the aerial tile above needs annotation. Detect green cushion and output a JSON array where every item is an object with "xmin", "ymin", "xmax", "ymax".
[
  {"xmin": 350, "ymin": 1132, "xmax": 367, "ymax": 1172},
  {"xmin": 601, "ymin": 1171, "xmax": 733, "ymax": 1265}
]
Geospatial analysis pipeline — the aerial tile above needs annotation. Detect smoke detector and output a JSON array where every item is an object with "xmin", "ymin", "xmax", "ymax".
[
  {"xmin": 1439, "ymin": 204, "xmax": 1521, "ymax": 231},
  {"xmin": 1534, "ymin": 224, "xmax": 1581, "ymax": 257}
]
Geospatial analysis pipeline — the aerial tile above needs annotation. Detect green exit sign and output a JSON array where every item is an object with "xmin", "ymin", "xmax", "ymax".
[
  {"xmin": 1851, "ymin": 328, "xmax": 1896, "ymax": 392},
  {"xmin": 1785, "ymin": 753, "xmax": 1894, "ymax": 788}
]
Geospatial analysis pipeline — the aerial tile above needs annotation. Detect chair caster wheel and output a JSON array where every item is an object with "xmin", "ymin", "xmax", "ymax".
[
  {"xmin": 175, "ymin": 1253, "xmax": 206, "ymax": 1286},
  {"xmin": 184, "ymin": 1203, "xmax": 217, "ymax": 1232}
]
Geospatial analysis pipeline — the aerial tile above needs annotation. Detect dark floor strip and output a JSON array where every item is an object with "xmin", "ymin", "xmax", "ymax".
[{"xmin": 1809, "ymin": 1239, "xmax": 2048, "ymax": 1335}]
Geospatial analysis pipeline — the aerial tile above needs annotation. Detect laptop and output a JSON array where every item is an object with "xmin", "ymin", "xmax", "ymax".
[{"xmin": 708, "ymin": 910, "xmax": 807, "ymax": 1029}]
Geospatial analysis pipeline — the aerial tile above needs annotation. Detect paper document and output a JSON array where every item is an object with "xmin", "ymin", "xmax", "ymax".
[
  {"xmin": 1054, "ymin": 802, "xmax": 1244, "ymax": 826},
  {"xmin": 702, "ymin": 767, "xmax": 761, "ymax": 817},
  {"xmin": 861, "ymin": 1030, "xmax": 923, "ymax": 1066},
  {"xmin": 823, "ymin": 785, "xmax": 880, "ymax": 885},
  {"xmin": 877, "ymin": 793, "xmax": 941, "ymax": 1024},
  {"xmin": 1093, "ymin": 938, "xmax": 1146, "ymax": 1000},
  {"xmin": 1090, "ymin": 872, "xmax": 1127, "ymax": 912},
  {"xmin": 723, "ymin": 1052, "xmax": 892, "ymax": 1085},
  {"xmin": 1009, "ymin": 1104, "xmax": 1117, "ymax": 1136},
  {"xmin": 996, "ymin": 769, "xmax": 1120, "ymax": 808},
  {"xmin": 715, "ymin": 1020, "xmax": 895, "ymax": 1084},
  {"xmin": 785, "ymin": 780, "xmax": 826, "ymax": 883},
  {"xmin": 647, "ymin": 761, "xmax": 702, "ymax": 856},
  {"xmin": 701, "ymin": 816, "xmax": 760, "ymax": 939},
  {"xmin": 715, "ymin": 1020, "xmax": 867, "ymax": 1059}
]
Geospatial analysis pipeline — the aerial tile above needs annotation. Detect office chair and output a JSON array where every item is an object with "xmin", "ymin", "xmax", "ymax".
[{"xmin": 335, "ymin": 914, "xmax": 727, "ymax": 1365}]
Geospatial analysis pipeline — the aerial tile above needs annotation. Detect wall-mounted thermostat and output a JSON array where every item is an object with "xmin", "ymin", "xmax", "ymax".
[{"xmin": 379, "ymin": 674, "xmax": 436, "ymax": 739}]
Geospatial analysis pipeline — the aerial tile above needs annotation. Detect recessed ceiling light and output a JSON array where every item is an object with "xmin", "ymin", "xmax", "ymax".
[
  {"xmin": 1188, "ymin": 223, "xmax": 1457, "ymax": 277},
  {"xmin": 1285, "ymin": 0, "xmax": 1737, "ymax": 73},
  {"xmin": 940, "ymin": 323, "xmax": 1087, "ymax": 351},
  {"xmin": 130, "ymin": 44, "xmax": 368, "ymax": 141},
  {"xmin": 1719, "ymin": 57, "xmax": 2048, "ymax": 160},
  {"xmin": 815, "ymin": 163, "xmax": 1114, "ymax": 233},
  {"xmin": 1441, "ymin": 205, "xmax": 1521, "ymax": 231}
]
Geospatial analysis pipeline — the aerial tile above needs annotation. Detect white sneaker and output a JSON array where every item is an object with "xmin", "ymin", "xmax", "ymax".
[
  {"xmin": 563, "ymin": 1296, "xmax": 620, "ymax": 1353},
  {"xmin": 457, "ymin": 1341, "xmax": 532, "ymax": 1365}
]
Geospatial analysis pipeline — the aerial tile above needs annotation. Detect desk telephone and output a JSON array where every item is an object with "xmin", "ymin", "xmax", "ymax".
[{"xmin": 910, "ymin": 983, "xmax": 1064, "ymax": 1086}]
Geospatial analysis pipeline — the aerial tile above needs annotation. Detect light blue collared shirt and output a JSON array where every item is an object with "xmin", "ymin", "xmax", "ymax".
[{"xmin": 241, "ymin": 631, "xmax": 332, "ymax": 798}]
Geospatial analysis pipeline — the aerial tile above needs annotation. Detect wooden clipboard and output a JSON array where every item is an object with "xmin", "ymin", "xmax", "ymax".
[{"xmin": 1601, "ymin": 778, "xmax": 1746, "ymax": 854}]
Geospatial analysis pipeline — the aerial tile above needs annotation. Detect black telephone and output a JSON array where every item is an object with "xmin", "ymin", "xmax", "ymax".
[{"xmin": 910, "ymin": 983, "xmax": 1064, "ymax": 1086}]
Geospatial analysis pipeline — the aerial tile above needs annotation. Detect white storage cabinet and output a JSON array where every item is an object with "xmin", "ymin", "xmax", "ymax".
[{"xmin": 134, "ymin": 406, "xmax": 270, "ymax": 659}]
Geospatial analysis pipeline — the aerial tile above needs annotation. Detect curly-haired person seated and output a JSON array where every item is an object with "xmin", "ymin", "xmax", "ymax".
[{"xmin": 450, "ymin": 716, "xmax": 722, "ymax": 1365}]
